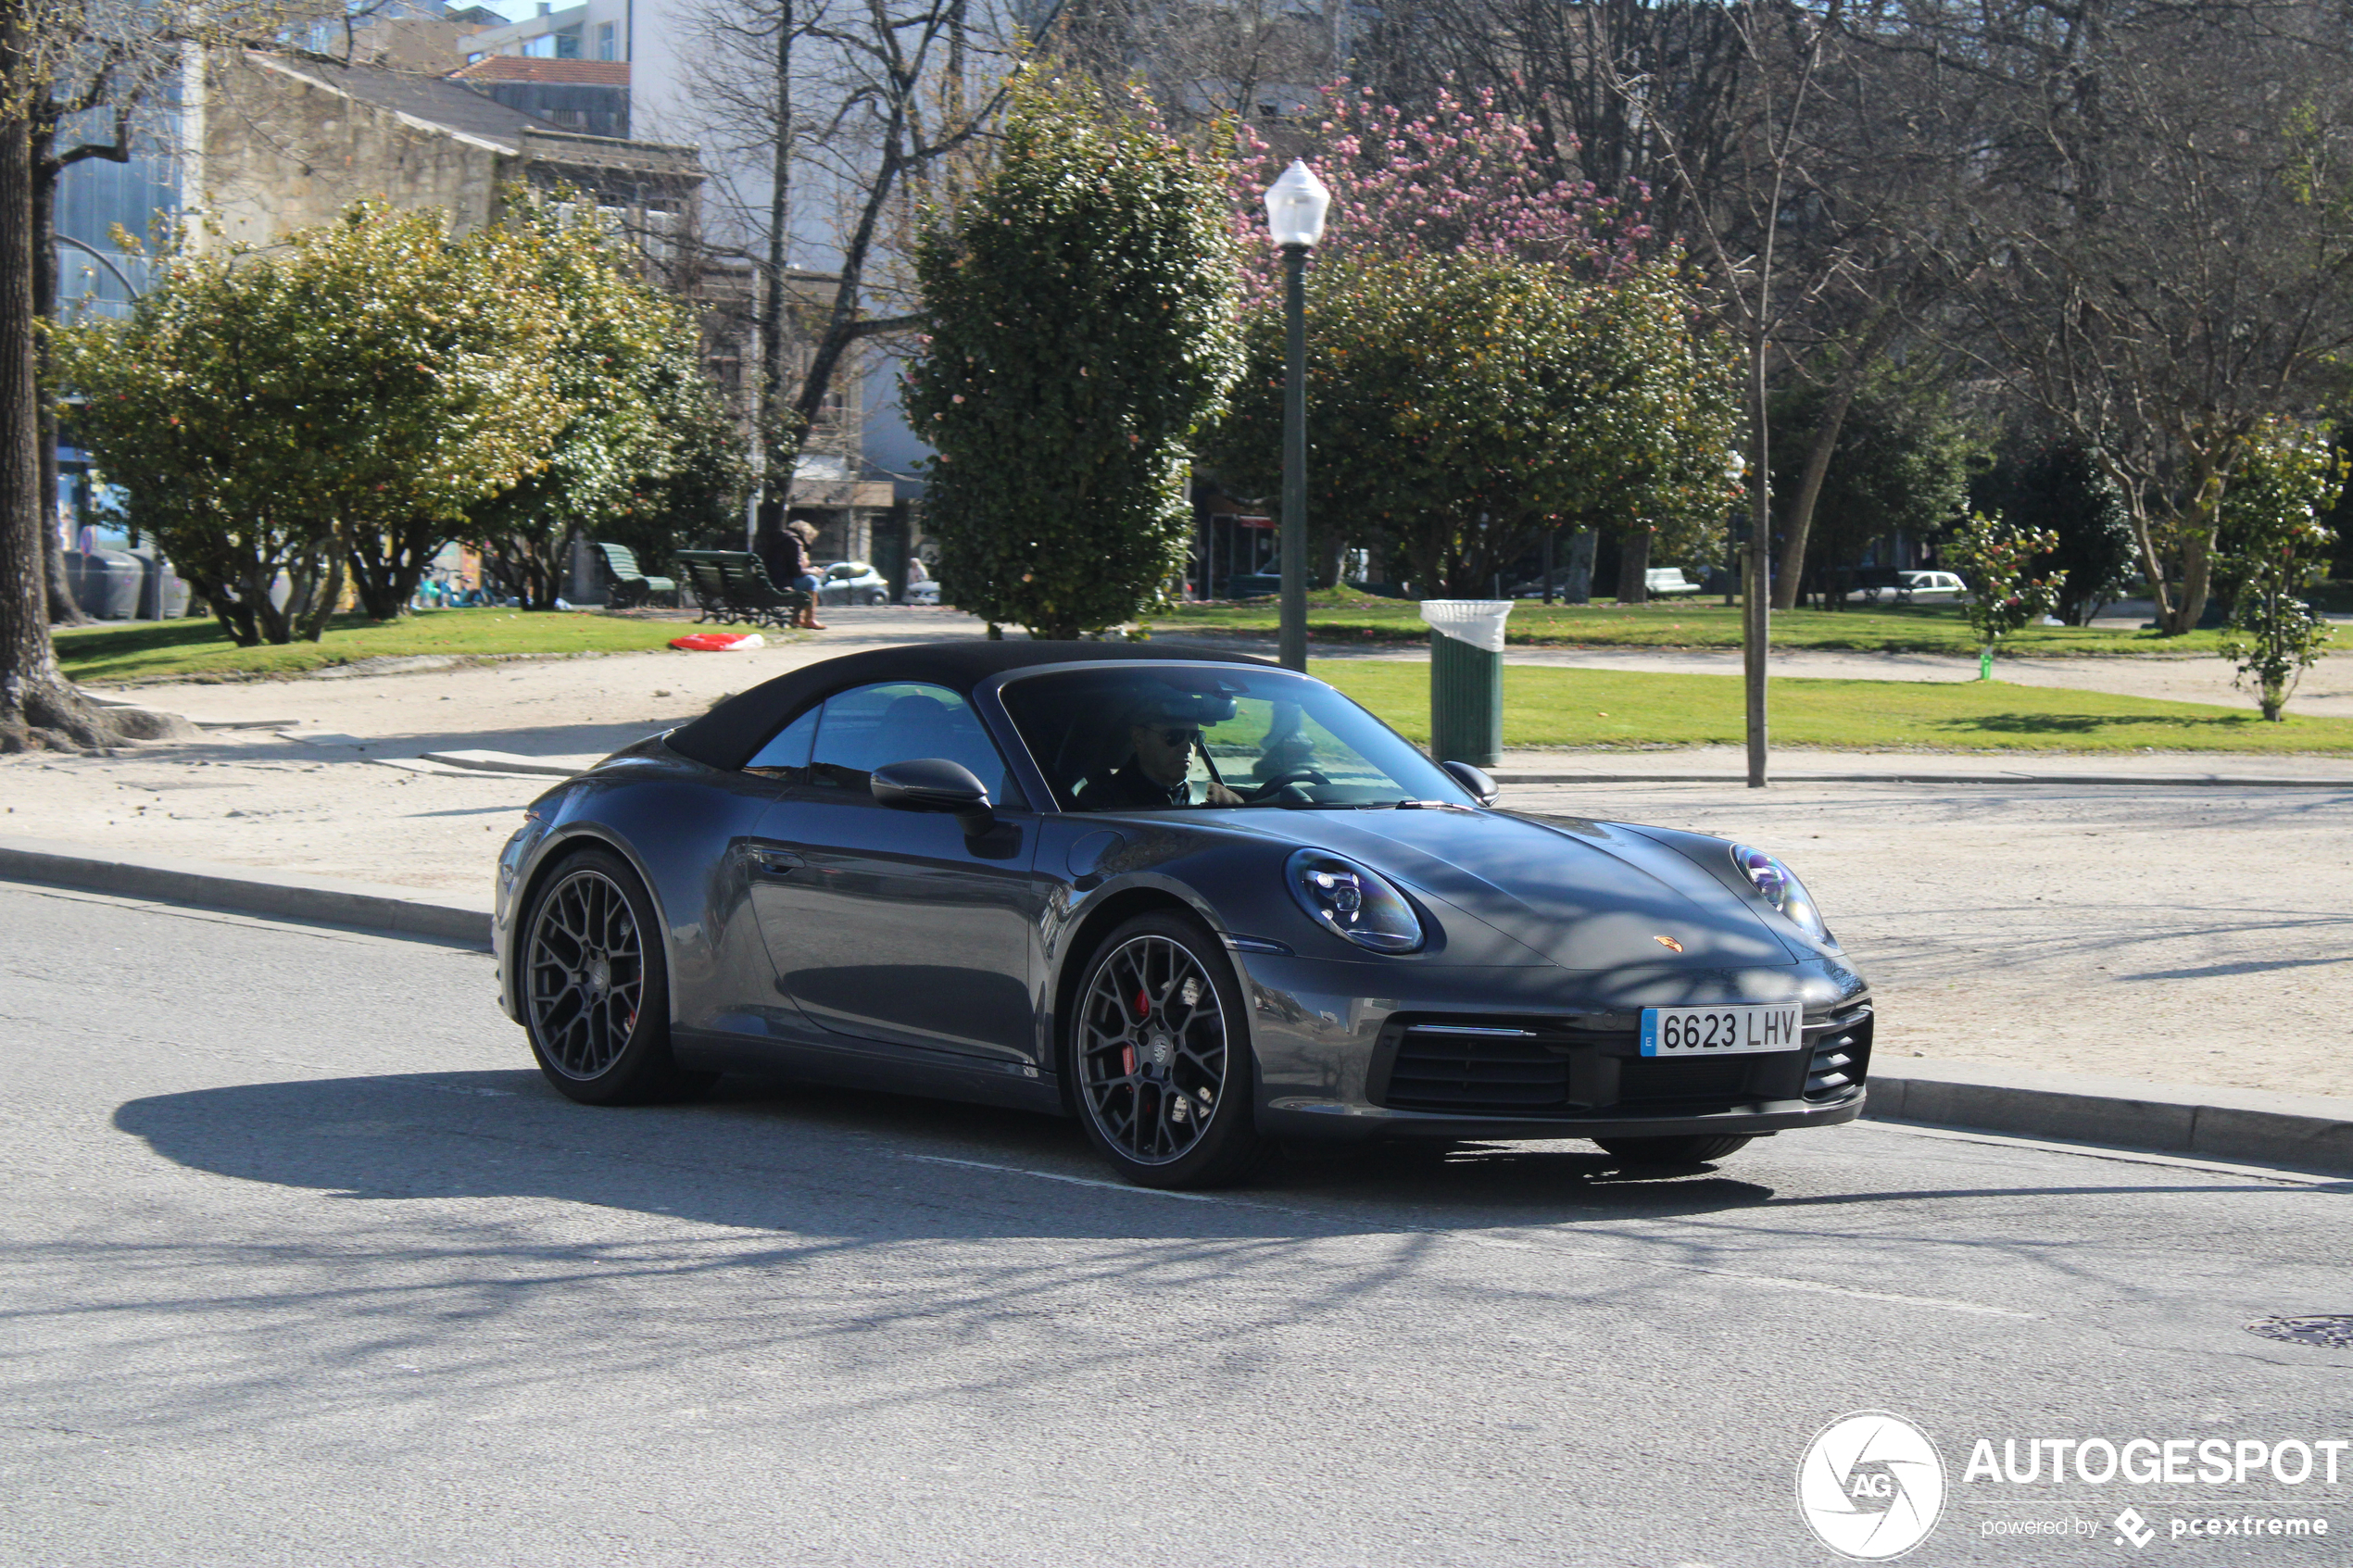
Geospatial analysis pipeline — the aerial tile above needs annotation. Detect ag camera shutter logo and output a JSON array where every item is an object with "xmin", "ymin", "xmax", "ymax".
[{"xmin": 1796, "ymin": 1411, "xmax": 1947, "ymax": 1559}]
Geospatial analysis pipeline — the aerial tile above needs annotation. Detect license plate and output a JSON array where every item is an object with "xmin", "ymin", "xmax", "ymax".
[{"xmin": 1640, "ymin": 1003, "xmax": 1804, "ymax": 1057}]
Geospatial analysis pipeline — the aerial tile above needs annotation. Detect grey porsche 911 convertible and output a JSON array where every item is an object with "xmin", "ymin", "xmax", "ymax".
[{"xmin": 495, "ymin": 642, "xmax": 1871, "ymax": 1187}]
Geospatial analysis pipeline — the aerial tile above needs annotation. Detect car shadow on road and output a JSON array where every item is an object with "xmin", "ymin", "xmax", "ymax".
[{"xmin": 111, "ymin": 1068, "xmax": 1780, "ymax": 1240}]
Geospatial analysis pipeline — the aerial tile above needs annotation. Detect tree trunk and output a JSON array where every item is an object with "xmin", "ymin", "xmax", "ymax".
[
  {"xmin": 345, "ymin": 518, "xmax": 442, "ymax": 621},
  {"xmin": 2158, "ymin": 454, "xmax": 2227, "ymax": 635},
  {"xmin": 200, "ymin": 575, "xmax": 262, "ymax": 646},
  {"xmin": 1615, "ymin": 525, "xmax": 1652, "ymax": 604},
  {"xmin": 1771, "ymin": 310, "xmax": 1902, "ymax": 611},
  {"xmin": 754, "ymin": 0, "xmax": 796, "ymax": 541},
  {"xmin": 30, "ymin": 121, "xmax": 87, "ymax": 626},
  {"xmin": 299, "ymin": 552, "xmax": 344, "ymax": 640},
  {"xmin": 1560, "ymin": 526, "xmax": 1595, "ymax": 603},
  {"xmin": 792, "ymin": 106, "xmax": 904, "ymax": 445},
  {"xmin": 0, "ymin": 80, "xmax": 110, "ymax": 751}
]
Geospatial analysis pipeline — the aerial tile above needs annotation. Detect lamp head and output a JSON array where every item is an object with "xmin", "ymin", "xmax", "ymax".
[{"xmin": 1263, "ymin": 159, "xmax": 1331, "ymax": 249}]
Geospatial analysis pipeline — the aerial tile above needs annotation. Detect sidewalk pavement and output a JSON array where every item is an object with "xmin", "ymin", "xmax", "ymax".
[{"xmin": 4, "ymin": 834, "xmax": 2347, "ymax": 1180}]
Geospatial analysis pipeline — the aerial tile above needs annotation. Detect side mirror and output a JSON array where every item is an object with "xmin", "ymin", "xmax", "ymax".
[
  {"xmin": 1442, "ymin": 759, "xmax": 1500, "ymax": 807},
  {"xmin": 872, "ymin": 758, "xmax": 994, "ymax": 830}
]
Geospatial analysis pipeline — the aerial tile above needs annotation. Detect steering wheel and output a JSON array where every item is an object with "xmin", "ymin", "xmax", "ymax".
[{"xmin": 1242, "ymin": 768, "xmax": 1330, "ymax": 802}]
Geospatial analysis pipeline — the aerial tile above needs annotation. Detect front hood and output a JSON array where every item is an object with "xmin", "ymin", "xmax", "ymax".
[{"xmin": 1220, "ymin": 805, "xmax": 1804, "ymax": 972}]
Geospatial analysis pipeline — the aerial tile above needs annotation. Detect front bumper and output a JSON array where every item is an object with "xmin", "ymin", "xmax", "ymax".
[{"xmin": 1232, "ymin": 947, "xmax": 1872, "ymax": 1144}]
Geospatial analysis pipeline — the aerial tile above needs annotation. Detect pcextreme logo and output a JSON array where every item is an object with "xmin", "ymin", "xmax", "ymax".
[{"xmin": 1797, "ymin": 1411, "xmax": 1948, "ymax": 1560}]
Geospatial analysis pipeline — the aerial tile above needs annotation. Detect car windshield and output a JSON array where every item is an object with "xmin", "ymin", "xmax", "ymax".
[{"xmin": 998, "ymin": 665, "xmax": 1469, "ymax": 811}]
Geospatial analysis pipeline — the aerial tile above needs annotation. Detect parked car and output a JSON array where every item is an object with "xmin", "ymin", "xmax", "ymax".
[
  {"xmin": 1897, "ymin": 571, "xmax": 1967, "ymax": 603},
  {"xmin": 1511, "ymin": 570, "xmax": 1582, "ymax": 599},
  {"xmin": 1512, "ymin": 567, "xmax": 1700, "ymax": 600},
  {"xmin": 496, "ymin": 643, "xmax": 1873, "ymax": 1188},
  {"xmin": 815, "ymin": 560, "xmax": 889, "ymax": 606},
  {"xmin": 906, "ymin": 576, "xmax": 940, "ymax": 606}
]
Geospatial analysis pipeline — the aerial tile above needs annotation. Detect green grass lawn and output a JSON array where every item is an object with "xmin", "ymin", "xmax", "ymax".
[
  {"xmin": 1316, "ymin": 661, "xmax": 2353, "ymax": 754},
  {"xmin": 1162, "ymin": 587, "xmax": 2227, "ymax": 658},
  {"xmin": 54, "ymin": 608, "xmax": 724, "ymax": 684},
  {"xmin": 51, "ymin": 603, "xmax": 2349, "ymax": 753}
]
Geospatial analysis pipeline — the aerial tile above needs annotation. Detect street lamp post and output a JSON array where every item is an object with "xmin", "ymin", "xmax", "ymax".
[{"xmin": 1264, "ymin": 160, "xmax": 1330, "ymax": 672}]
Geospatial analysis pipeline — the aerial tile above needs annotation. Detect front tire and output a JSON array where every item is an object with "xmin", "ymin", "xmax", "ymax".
[
  {"xmin": 1594, "ymin": 1134, "xmax": 1753, "ymax": 1164},
  {"xmin": 1069, "ymin": 913, "xmax": 1266, "ymax": 1188},
  {"xmin": 520, "ymin": 847, "xmax": 713, "ymax": 1106}
]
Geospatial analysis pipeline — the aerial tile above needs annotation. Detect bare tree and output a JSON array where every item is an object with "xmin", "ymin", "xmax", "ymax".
[
  {"xmin": 1047, "ymin": 0, "xmax": 1343, "ymax": 134},
  {"xmin": 670, "ymin": 0, "xmax": 1052, "ymax": 560},
  {"xmin": 1898, "ymin": 0, "xmax": 2353, "ymax": 634},
  {"xmin": 1600, "ymin": 1, "xmax": 1845, "ymax": 784}
]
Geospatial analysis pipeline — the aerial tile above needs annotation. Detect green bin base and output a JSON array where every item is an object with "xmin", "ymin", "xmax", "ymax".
[{"xmin": 1429, "ymin": 631, "xmax": 1503, "ymax": 767}]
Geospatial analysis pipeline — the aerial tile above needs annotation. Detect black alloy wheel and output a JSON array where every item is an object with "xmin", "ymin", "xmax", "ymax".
[
  {"xmin": 1072, "ymin": 913, "xmax": 1265, "ymax": 1188},
  {"xmin": 521, "ymin": 847, "xmax": 711, "ymax": 1105},
  {"xmin": 1593, "ymin": 1134, "xmax": 1754, "ymax": 1165}
]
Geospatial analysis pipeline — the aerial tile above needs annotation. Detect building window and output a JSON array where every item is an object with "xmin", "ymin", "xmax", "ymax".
[
  {"xmin": 555, "ymin": 25, "xmax": 582, "ymax": 58},
  {"xmin": 597, "ymin": 21, "xmax": 617, "ymax": 60},
  {"xmin": 522, "ymin": 32, "xmax": 555, "ymax": 56}
]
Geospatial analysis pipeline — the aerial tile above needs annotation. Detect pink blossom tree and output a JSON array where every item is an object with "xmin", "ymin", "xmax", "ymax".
[
  {"xmin": 1231, "ymin": 83, "xmax": 1650, "ymax": 295},
  {"xmin": 1208, "ymin": 83, "xmax": 1736, "ymax": 599}
]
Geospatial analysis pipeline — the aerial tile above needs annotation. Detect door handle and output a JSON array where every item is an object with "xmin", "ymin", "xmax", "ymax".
[{"xmin": 751, "ymin": 847, "xmax": 804, "ymax": 875}]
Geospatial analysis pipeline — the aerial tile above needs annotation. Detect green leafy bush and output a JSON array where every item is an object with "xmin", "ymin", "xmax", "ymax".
[
  {"xmin": 2218, "ymin": 419, "xmax": 2340, "ymax": 719},
  {"xmin": 1947, "ymin": 511, "xmax": 2066, "ymax": 677},
  {"xmin": 908, "ymin": 76, "xmax": 1243, "ymax": 639}
]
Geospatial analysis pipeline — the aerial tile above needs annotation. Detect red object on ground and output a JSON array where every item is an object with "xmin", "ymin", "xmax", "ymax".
[{"xmin": 667, "ymin": 633, "xmax": 765, "ymax": 652}]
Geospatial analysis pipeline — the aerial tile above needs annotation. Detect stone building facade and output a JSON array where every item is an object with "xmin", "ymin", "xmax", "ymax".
[{"xmin": 198, "ymin": 51, "xmax": 699, "ymax": 248}]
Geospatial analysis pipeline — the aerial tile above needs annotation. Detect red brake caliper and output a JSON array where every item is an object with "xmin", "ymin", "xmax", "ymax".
[{"xmin": 1123, "ymin": 985, "xmax": 1150, "ymax": 1078}]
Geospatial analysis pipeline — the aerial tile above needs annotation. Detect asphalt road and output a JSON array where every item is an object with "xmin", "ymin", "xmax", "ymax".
[{"xmin": 3, "ymin": 882, "xmax": 2348, "ymax": 1567}]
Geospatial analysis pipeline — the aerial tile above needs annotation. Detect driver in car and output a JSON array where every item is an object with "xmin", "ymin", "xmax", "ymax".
[{"xmin": 1076, "ymin": 694, "xmax": 1247, "ymax": 810}]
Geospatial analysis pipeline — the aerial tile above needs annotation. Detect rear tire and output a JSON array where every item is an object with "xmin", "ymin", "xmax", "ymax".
[
  {"xmin": 1068, "ymin": 912, "xmax": 1267, "ymax": 1188},
  {"xmin": 1593, "ymin": 1134, "xmax": 1753, "ymax": 1164},
  {"xmin": 519, "ymin": 847, "xmax": 715, "ymax": 1106}
]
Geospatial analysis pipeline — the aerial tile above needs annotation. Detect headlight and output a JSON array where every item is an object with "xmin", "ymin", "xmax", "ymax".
[
  {"xmin": 1730, "ymin": 843, "xmax": 1831, "ymax": 944},
  {"xmin": 1286, "ymin": 849, "xmax": 1423, "ymax": 954}
]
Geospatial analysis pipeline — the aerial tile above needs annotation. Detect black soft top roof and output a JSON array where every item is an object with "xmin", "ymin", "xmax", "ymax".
[{"xmin": 664, "ymin": 640, "xmax": 1275, "ymax": 771}]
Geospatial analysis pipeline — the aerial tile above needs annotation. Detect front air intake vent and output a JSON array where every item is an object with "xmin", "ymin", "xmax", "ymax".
[
  {"xmin": 1805, "ymin": 1008, "xmax": 1872, "ymax": 1101},
  {"xmin": 1382, "ymin": 1027, "xmax": 1571, "ymax": 1113}
]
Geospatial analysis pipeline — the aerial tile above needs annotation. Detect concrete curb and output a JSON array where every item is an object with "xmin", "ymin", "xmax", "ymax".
[
  {"xmin": 1866, "ymin": 1060, "xmax": 2353, "ymax": 1177},
  {"xmin": 0, "ymin": 836, "xmax": 493, "ymax": 949},
  {"xmin": 2, "ymin": 839, "xmax": 2346, "ymax": 1173}
]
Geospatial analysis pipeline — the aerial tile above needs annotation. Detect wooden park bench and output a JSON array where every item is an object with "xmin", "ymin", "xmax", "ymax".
[
  {"xmin": 591, "ymin": 543, "xmax": 678, "ymax": 609},
  {"xmin": 674, "ymin": 550, "xmax": 812, "ymax": 629}
]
